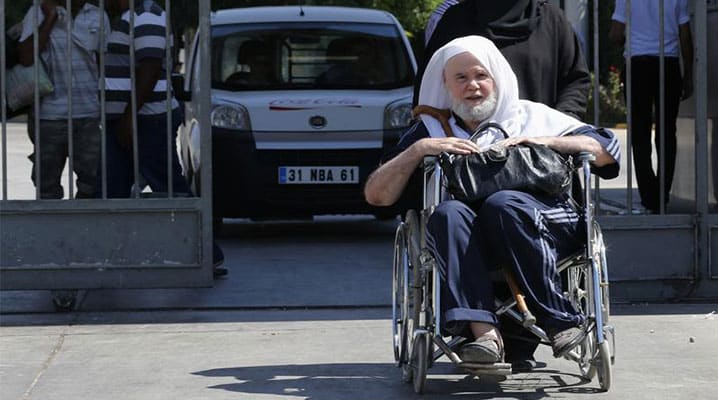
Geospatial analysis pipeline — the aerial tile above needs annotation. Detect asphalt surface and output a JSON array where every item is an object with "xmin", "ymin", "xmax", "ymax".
[
  {"xmin": 2, "ymin": 122, "xmax": 718, "ymax": 399},
  {"xmin": 2, "ymin": 216, "xmax": 718, "ymax": 400}
]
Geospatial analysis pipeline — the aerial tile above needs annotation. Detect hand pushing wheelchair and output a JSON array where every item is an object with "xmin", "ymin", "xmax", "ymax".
[{"xmin": 391, "ymin": 152, "xmax": 616, "ymax": 394}]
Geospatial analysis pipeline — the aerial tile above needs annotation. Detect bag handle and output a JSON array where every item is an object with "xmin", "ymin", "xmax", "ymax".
[
  {"xmin": 469, "ymin": 121, "xmax": 509, "ymax": 142},
  {"xmin": 412, "ymin": 105, "xmax": 454, "ymax": 137}
]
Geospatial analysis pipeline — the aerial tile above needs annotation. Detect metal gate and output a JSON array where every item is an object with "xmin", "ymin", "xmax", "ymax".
[
  {"xmin": 1, "ymin": 1, "xmax": 717, "ymax": 302},
  {"xmin": 1, "ymin": 2, "xmax": 214, "ymax": 290},
  {"xmin": 582, "ymin": 0, "xmax": 718, "ymax": 301}
]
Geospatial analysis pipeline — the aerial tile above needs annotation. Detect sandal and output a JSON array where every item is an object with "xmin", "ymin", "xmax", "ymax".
[
  {"xmin": 459, "ymin": 334, "xmax": 504, "ymax": 364},
  {"xmin": 550, "ymin": 326, "xmax": 587, "ymax": 358}
]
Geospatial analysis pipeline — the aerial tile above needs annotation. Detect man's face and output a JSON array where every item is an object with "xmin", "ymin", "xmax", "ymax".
[{"xmin": 443, "ymin": 52, "xmax": 497, "ymax": 123}]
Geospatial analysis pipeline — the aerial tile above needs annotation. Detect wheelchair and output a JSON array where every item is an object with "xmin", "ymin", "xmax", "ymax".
[{"xmin": 391, "ymin": 152, "xmax": 616, "ymax": 394}]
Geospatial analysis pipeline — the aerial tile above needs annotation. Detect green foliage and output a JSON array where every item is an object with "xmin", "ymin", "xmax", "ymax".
[
  {"xmin": 204, "ymin": 0, "xmax": 443, "ymax": 34},
  {"xmin": 588, "ymin": 0, "xmax": 624, "ymax": 83},
  {"xmin": 169, "ymin": 0, "xmax": 442, "ymax": 59},
  {"xmin": 587, "ymin": 67, "xmax": 627, "ymax": 126}
]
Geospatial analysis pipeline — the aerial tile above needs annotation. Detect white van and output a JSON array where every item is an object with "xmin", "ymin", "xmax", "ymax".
[{"xmin": 178, "ymin": 6, "xmax": 416, "ymax": 220}]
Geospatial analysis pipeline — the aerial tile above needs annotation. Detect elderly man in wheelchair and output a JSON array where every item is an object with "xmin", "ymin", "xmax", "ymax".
[{"xmin": 364, "ymin": 36, "xmax": 619, "ymax": 393}]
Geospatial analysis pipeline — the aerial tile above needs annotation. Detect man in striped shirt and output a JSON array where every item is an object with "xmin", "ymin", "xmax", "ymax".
[
  {"xmin": 102, "ymin": 0, "xmax": 188, "ymax": 198},
  {"xmin": 102, "ymin": 0, "xmax": 227, "ymax": 277}
]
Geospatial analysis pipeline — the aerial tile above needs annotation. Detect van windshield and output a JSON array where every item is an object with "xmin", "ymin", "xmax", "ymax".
[{"xmin": 211, "ymin": 22, "xmax": 414, "ymax": 90}]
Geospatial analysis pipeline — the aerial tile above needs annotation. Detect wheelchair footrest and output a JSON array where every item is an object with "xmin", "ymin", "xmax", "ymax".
[{"xmin": 460, "ymin": 362, "xmax": 512, "ymax": 376}]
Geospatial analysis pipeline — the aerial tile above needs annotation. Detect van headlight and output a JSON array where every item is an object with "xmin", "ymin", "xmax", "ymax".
[
  {"xmin": 211, "ymin": 104, "xmax": 251, "ymax": 130},
  {"xmin": 384, "ymin": 101, "xmax": 413, "ymax": 129}
]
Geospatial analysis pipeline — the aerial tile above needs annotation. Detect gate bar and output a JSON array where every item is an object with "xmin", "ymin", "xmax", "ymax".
[
  {"xmin": 198, "ymin": 0, "xmax": 213, "ymax": 271},
  {"xmin": 129, "ymin": 4, "xmax": 140, "ymax": 198},
  {"xmin": 658, "ymin": 0, "xmax": 666, "ymax": 214},
  {"xmin": 165, "ymin": 0, "xmax": 173, "ymax": 197},
  {"xmin": 32, "ymin": 0, "xmax": 40, "ymax": 200},
  {"xmin": 625, "ymin": 0, "xmax": 634, "ymax": 213},
  {"xmin": 66, "ymin": 0, "xmax": 74, "ymax": 199},
  {"xmin": 1, "ymin": 1, "xmax": 7, "ymax": 200},
  {"xmin": 99, "ymin": 0, "xmax": 107, "ymax": 199}
]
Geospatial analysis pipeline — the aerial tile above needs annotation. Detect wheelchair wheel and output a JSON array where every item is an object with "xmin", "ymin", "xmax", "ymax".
[
  {"xmin": 400, "ymin": 210, "xmax": 423, "ymax": 383},
  {"xmin": 412, "ymin": 333, "xmax": 430, "ymax": 394},
  {"xmin": 401, "ymin": 277, "xmax": 421, "ymax": 384},
  {"xmin": 576, "ymin": 328, "xmax": 597, "ymax": 379},
  {"xmin": 572, "ymin": 222, "xmax": 613, "ymax": 382},
  {"xmin": 592, "ymin": 223, "xmax": 611, "ymax": 327},
  {"xmin": 592, "ymin": 224, "xmax": 613, "ymax": 391},
  {"xmin": 392, "ymin": 223, "xmax": 408, "ymax": 365},
  {"xmin": 568, "ymin": 266, "xmax": 596, "ymax": 380},
  {"xmin": 565, "ymin": 255, "xmax": 595, "ymax": 378},
  {"xmin": 596, "ymin": 340, "xmax": 612, "ymax": 391}
]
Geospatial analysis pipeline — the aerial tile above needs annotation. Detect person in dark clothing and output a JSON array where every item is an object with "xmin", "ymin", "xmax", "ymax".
[
  {"xmin": 415, "ymin": 0, "xmax": 590, "ymax": 121},
  {"xmin": 609, "ymin": 0, "xmax": 693, "ymax": 214}
]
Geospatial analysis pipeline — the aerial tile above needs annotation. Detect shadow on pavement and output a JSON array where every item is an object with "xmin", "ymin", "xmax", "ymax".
[
  {"xmin": 193, "ymin": 362, "xmax": 597, "ymax": 399},
  {"xmin": 0, "ymin": 307, "xmax": 392, "ymax": 327},
  {"xmin": 217, "ymin": 216, "xmax": 399, "ymax": 239},
  {"xmin": 610, "ymin": 303, "xmax": 718, "ymax": 316}
]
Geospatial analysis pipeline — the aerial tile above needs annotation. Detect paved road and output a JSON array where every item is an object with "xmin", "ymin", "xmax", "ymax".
[
  {"xmin": 2, "ymin": 121, "xmax": 718, "ymax": 399},
  {"xmin": 2, "ymin": 216, "xmax": 718, "ymax": 400}
]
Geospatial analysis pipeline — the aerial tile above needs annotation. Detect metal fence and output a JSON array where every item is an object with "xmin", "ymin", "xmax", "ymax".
[
  {"xmin": 589, "ymin": 0, "xmax": 717, "ymax": 301},
  {"xmin": 1, "ymin": 1, "xmax": 716, "ymax": 302},
  {"xmin": 1, "ymin": 1, "xmax": 214, "ymax": 293}
]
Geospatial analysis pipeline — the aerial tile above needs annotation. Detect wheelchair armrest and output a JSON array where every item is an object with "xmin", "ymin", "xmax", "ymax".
[
  {"xmin": 574, "ymin": 151, "xmax": 596, "ymax": 168},
  {"xmin": 576, "ymin": 151, "xmax": 595, "ymax": 161},
  {"xmin": 422, "ymin": 156, "xmax": 442, "ymax": 209},
  {"xmin": 422, "ymin": 155, "xmax": 439, "ymax": 169}
]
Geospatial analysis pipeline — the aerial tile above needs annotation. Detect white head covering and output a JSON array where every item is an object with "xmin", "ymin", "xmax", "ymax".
[{"xmin": 418, "ymin": 35, "xmax": 584, "ymax": 145}]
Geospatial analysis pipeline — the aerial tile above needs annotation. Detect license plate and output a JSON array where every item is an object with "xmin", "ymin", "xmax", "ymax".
[{"xmin": 278, "ymin": 166, "xmax": 359, "ymax": 184}]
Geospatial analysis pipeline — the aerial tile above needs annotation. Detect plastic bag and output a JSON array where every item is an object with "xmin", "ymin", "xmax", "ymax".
[{"xmin": 5, "ymin": 63, "xmax": 54, "ymax": 111}]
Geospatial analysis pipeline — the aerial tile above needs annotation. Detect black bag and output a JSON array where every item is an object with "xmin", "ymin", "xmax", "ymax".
[{"xmin": 439, "ymin": 123, "xmax": 573, "ymax": 203}]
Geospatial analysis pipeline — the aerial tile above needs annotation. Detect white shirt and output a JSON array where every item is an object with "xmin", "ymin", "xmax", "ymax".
[{"xmin": 612, "ymin": 0, "xmax": 690, "ymax": 58}]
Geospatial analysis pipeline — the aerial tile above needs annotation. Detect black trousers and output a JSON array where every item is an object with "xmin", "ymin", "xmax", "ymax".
[{"xmin": 623, "ymin": 56, "xmax": 683, "ymax": 212}]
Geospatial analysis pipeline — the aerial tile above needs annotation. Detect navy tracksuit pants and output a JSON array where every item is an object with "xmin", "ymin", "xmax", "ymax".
[{"xmin": 425, "ymin": 191, "xmax": 586, "ymax": 339}]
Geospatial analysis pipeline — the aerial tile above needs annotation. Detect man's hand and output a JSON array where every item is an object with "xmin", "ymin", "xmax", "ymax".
[
  {"xmin": 40, "ymin": 2, "xmax": 58, "ymax": 22},
  {"xmin": 412, "ymin": 137, "xmax": 481, "ymax": 157},
  {"xmin": 365, "ymin": 137, "xmax": 478, "ymax": 207},
  {"xmin": 18, "ymin": 1, "xmax": 59, "ymax": 65},
  {"xmin": 496, "ymin": 136, "xmax": 548, "ymax": 148},
  {"xmin": 496, "ymin": 134, "xmax": 615, "ymax": 167}
]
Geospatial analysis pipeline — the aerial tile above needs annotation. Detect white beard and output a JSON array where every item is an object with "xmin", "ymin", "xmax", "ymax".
[{"xmin": 451, "ymin": 91, "xmax": 497, "ymax": 125}]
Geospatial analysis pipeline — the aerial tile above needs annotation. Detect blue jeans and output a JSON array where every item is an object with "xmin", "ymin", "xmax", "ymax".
[{"xmin": 101, "ymin": 109, "xmax": 190, "ymax": 198}]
